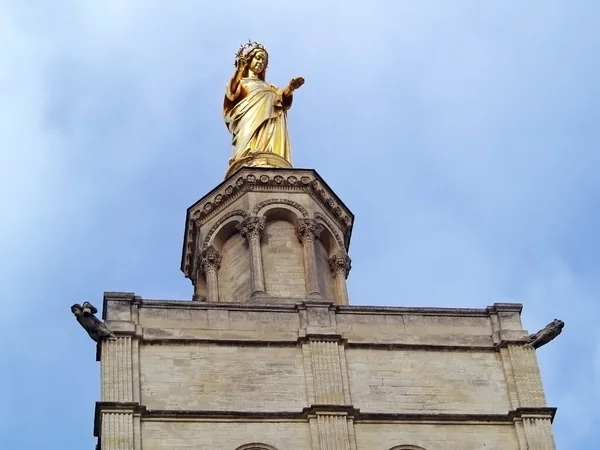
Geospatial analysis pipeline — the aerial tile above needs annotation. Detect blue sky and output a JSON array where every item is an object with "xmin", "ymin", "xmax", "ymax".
[{"xmin": 1, "ymin": 1, "xmax": 598, "ymax": 448}]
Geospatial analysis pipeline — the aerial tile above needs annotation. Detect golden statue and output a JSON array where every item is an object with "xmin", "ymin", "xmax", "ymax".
[{"xmin": 223, "ymin": 40, "xmax": 305, "ymax": 178}]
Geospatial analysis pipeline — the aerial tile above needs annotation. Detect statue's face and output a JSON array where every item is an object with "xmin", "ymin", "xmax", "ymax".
[{"xmin": 249, "ymin": 50, "xmax": 267, "ymax": 75}]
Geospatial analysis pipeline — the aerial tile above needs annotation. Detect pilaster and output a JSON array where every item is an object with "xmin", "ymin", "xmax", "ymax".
[
  {"xmin": 97, "ymin": 292, "xmax": 142, "ymax": 450},
  {"xmin": 199, "ymin": 245, "xmax": 222, "ymax": 302},
  {"xmin": 508, "ymin": 345, "xmax": 547, "ymax": 407},
  {"xmin": 328, "ymin": 254, "xmax": 352, "ymax": 305},
  {"xmin": 237, "ymin": 216, "xmax": 266, "ymax": 296},
  {"xmin": 512, "ymin": 408, "xmax": 557, "ymax": 450},
  {"xmin": 101, "ymin": 337, "xmax": 133, "ymax": 402},
  {"xmin": 308, "ymin": 411, "xmax": 356, "ymax": 450},
  {"xmin": 296, "ymin": 218, "xmax": 324, "ymax": 298},
  {"xmin": 299, "ymin": 301, "xmax": 356, "ymax": 449}
]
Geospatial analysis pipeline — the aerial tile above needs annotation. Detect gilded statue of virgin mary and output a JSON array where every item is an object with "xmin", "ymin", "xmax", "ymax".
[{"xmin": 223, "ymin": 40, "xmax": 305, "ymax": 178}]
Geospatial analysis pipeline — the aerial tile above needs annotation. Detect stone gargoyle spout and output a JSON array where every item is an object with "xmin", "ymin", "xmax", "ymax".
[
  {"xmin": 524, "ymin": 319, "xmax": 564, "ymax": 349},
  {"xmin": 71, "ymin": 301, "xmax": 116, "ymax": 342}
]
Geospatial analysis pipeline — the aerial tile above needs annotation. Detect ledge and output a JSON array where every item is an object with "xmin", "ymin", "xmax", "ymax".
[
  {"xmin": 103, "ymin": 292, "xmax": 524, "ymax": 317},
  {"xmin": 94, "ymin": 402, "xmax": 557, "ymax": 436}
]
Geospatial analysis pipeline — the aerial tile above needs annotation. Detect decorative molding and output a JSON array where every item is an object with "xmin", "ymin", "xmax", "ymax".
[
  {"xmin": 314, "ymin": 212, "xmax": 345, "ymax": 250},
  {"xmin": 237, "ymin": 216, "xmax": 266, "ymax": 242},
  {"xmin": 329, "ymin": 254, "xmax": 352, "ymax": 278},
  {"xmin": 190, "ymin": 169, "xmax": 351, "ymax": 233},
  {"xmin": 94, "ymin": 402, "xmax": 555, "ymax": 424},
  {"xmin": 251, "ymin": 198, "xmax": 309, "ymax": 218},
  {"xmin": 296, "ymin": 218, "xmax": 324, "ymax": 244},
  {"xmin": 181, "ymin": 169, "xmax": 354, "ymax": 279},
  {"xmin": 202, "ymin": 209, "xmax": 248, "ymax": 249},
  {"xmin": 199, "ymin": 246, "xmax": 222, "ymax": 274}
]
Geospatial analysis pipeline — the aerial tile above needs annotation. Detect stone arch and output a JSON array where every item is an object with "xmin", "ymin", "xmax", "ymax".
[
  {"xmin": 259, "ymin": 205, "xmax": 306, "ymax": 298},
  {"xmin": 252, "ymin": 198, "xmax": 309, "ymax": 219},
  {"xmin": 203, "ymin": 209, "xmax": 248, "ymax": 251},
  {"xmin": 390, "ymin": 446, "xmax": 427, "ymax": 450},
  {"xmin": 234, "ymin": 444, "xmax": 279, "ymax": 450},
  {"xmin": 314, "ymin": 212, "xmax": 345, "ymax": 255}
]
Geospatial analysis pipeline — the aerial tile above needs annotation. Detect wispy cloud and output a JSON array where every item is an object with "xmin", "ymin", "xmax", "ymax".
[{"xmin": 1, "ymin": 1, "xmax": 598, "ymax": 447}]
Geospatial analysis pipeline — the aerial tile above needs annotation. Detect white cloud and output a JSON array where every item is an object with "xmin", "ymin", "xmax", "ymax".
[{"xmin": 0, "ymin": 1, "xmax": 597, "ymax": 447}]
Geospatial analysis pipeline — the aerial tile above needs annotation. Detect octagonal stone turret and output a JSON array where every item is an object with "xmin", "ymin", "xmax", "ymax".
[{"xmin": 181, "ymin": 167, "xmax": 355, "ymax": 304}]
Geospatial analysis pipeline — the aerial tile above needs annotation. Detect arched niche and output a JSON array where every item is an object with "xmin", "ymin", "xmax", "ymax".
[
  {"xmin": 206, "ymin": 211, "xmax": 251, "ymax": 302},
  {"xmin": 259, "ymin": 206, "xmax": 306, "ymax": 298},
  {"xmin": 314, "ymin": 224, "xmax": 336, "ymax": 301}
]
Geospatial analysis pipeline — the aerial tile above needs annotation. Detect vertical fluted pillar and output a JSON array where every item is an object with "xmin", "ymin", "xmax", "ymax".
[
  {"xmin": 100, "ymin": 410, "xmax": 135, "ymax": 450},
  {"xmin": 237, "ymin": 216, "xmax": 266, "ymax": 296},
  {"xmin": 328, "ymin": 254, "xmax": 352, "ymax": 305},
  {"xmin": 308, "ymin": 413, "xmax": 355, "ymax": 450},
  {"xmin": 506, "ymin": 344, "xmax": 556, "ymax": 449},
  {"xmin": 101, "ymin": 337, "xmax": 133, "ymax": 402},
  {"xmin": 296, "ymin": 219, "xmax": 324, "ymax": 298},
  {"xmin": 508, "ymin": 345, "xmax": 547, "ymax": 407},
  {"xmin": 199, "ymin": 246, "xmax": 222, "ymax": 302},
  {"xmin": 522, "ymin": 417, "xmax": 556, "ymax": 450}
]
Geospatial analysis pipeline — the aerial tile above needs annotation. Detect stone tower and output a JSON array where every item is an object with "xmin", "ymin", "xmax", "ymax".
[
  {"xmin": 87, "ymin": 165, "xmax": 563, "ymax": 450},
  {"xmin": 83, "ymin": 40, "xmax": 563, "ymax": 450}
]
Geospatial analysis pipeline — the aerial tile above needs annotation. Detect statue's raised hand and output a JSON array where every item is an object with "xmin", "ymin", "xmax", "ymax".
[
  {"xmin": 236, "ymin": 55, "xmax": 249, "ymax": 71},
  {"xmin": 287, "ymin": 77, "xmax": 305, "ymax": 91}
]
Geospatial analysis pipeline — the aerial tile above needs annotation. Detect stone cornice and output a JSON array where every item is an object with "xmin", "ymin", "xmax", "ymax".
[
  {"xmin": 180, "ymin": 167, "xmax": 355, "ymax": 278},
  {"xmin": 94, "ymin": 402, "xmax": 557, "ymax": 434},
  {"xmin": 102, "ymin": 293, "xmax": 524, "ymax": 318}
]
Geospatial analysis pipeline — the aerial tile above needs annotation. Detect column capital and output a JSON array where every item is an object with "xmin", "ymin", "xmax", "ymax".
[
  {"xmin": 329, "ymin": 253, "xmax": 352, "ymax": 278},
  {"xmin": 296, "ymin": 218, "xmax": 324, "ymax": 244},
  {"xmin": 199, "ymin": 245, "xmax": 222, "ymax": 274},
  {"xmin": 237, "ymin": 216, "xmax": 266, "ymax": 242}
]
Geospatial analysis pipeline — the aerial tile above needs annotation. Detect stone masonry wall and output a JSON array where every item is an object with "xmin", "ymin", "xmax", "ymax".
[
  {"xmin": 355, "ymin": 423, "xmax": 520, "ymax": 450},
  {"xmin": 347, "ymin": 348, "xmax": 510, "ymax": 414},
  {"xmin": 97, "ymin": 294, "xmax": 556, "ymax": 450},
  {"xmin": 261, "ymin": 220, "xmax": 306, "ymax": 298},
  {"xmin": 139, "ymin": 343, "xmax": 307, "ymax": 411},
  {"xmin": 142, "ymin": 421, "xmax": 312, "ymax": 450}
]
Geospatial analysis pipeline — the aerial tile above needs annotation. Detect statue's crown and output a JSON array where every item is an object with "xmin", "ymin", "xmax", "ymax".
[{"xmin": 235, "ymin": 39, "xmax": 268, "ymax": 66}]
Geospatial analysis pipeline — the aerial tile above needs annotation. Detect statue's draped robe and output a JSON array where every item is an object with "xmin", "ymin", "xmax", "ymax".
[{"xmin": 223, "ymin": 78, "xmax": 293, "ymax": 164}]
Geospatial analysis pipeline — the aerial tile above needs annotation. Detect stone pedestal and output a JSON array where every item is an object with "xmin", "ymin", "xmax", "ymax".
[{"xmin": 181, "ymin": 167, "xmax": 354, "ymax": 305}]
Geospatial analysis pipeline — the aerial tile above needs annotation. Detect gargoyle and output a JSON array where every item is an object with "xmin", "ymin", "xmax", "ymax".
[
  {"xmin": 524, "ymin": 319, "xmax": 564, "ymax": 349},
  {"xmin": 71, "ymin": 302, "xmax": 116, "ymax": 342}
]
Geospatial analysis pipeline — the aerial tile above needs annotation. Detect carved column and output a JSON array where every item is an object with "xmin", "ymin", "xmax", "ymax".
[
  {"xmin": 328, "ymin": 254, "xmax": 352, "ymax": 305},
  {"xmin": 199, "ymin": 246, "xmax": 222, "ymax": 302},
  {"xmin": 296, "ymin": 219, "xmax": 324, "ymax": 298},
  {"xmin": 237, "ymin": 216, "xmax": 266, "ymax": 296}
]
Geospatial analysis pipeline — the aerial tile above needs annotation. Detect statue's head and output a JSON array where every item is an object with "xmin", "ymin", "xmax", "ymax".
[
  {"xmin": 71, "ymin": 303, "xmax": 83, "ymax": 317},
  {"xmin": 81, "ymin": 301, "xmax": 96, "ymax": 317},
  {"xmin": 552, "ymin": 319, "xmax": 565, "ymax": 330},
  {"xmin": 235, "ymin": 40, "xmax": 268, "ymax": 80}
]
